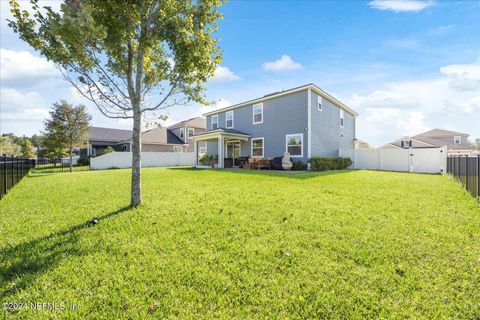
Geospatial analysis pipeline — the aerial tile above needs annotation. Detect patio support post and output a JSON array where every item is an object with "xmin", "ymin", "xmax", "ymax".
[
  {"xmin": 218, "ymin": 136, "xmax": 224, "ymax": 168},
  {"xmin": 193, "ymin": 139, "xmax": 198, "ymax": 168}
]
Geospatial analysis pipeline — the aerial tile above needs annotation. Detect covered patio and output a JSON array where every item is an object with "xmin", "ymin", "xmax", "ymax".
[{"xmin": 192, "ymin": 129, "xmax": 251, "ymax": 168}]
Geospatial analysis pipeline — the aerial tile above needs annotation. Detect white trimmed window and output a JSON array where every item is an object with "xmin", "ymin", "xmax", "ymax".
[
  {"xmin": 286, "ymin": 133, "xmax": 303, "ymax": 157},
  {"xmin": 226, "ymin": 111, "xmax": 234, "ymax": 128},
  {"xmin": 339, "ymin": 109, "xmax": 344, "ymax": 127},
  {"xmin": 454, "ymin": 136, "xmax": 461, "ymax": 144},
  {"xmin": 180, "ymin": 127, "xmax": 185, "ymax": 140},
  {"xmin": 317, "ymin": 95, "xmax": 323, "ymax": 111},
  {"xmin": 401, "ymin": 140, "xmax": 411, "ymax": 148},
  {"xmin": 173, "ymin": 146, "xmax": 182, "ymax": 152},
  {"xmin": 251, "ymin": 138, "xmax": 264, "ymax": 158},
  {"xmin": 253, "ymin": 103, "xmax": 263, "ymax": 124},
  {"xmin": 211, "ymin": 115, "xmax": 218, "ymax": 130},
  {"xmin": 188, "ymin": 127, "xmax": 195, "ymax": 138}
]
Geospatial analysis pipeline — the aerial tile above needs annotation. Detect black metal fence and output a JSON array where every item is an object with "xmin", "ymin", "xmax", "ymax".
[
  {"xmin": 32, "ymin": 158, "xmax": 90, "ymax": 174},
  {"xmin": 1, "ymin": 155, "xmax": 36, "ymax": 199},
  {"xmin": 1, "ymin": 156, "xmax": 91, "ymax": 199},
  {"xmin": 447, "ymin": 155, "xmax": 480, "ymax": 198}
]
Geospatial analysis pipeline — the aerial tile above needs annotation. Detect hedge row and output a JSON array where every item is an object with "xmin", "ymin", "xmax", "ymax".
[{"xmin": 308, "ymin": 157, "xmax": 352, "ymax": 171}]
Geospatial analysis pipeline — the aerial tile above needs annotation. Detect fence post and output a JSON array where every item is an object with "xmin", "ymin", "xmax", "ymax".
[
  {"xmin": 2, "ymin": 155, "xmax": 5, "ymax": 197},
  {"xmin": 477, "ymin": 155, "xmax": 480, "ymax": 198},
  {"xmin": 465, "ymin": 155, "xmax": 468, "ymax": 188}
]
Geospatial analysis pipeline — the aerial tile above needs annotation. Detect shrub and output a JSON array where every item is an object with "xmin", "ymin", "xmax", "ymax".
[
  {"xmin": 77, "ymin": 156, "xmax": 90, "ymax": 166},
  {"xmin": 292, "ymin": 161, "xmax": 306, "ymax": 171},
  {"xmin": 308, "ymin": 157, "xmax": 352, "ymax": 171},
  {"xmin": 103, "ymin": 146, "xmax": 114, "ymax": 154},
  {"xmin": 199, "ymin": 154, "xmax": 213, "ymax": 165}
]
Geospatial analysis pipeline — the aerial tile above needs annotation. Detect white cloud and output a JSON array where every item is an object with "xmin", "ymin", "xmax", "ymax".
[
  {"xmin": 352, "ymin": 90, "xmax": 419, "ymax": 109},
  {"xmin": 347, "ymin": 60, "xmax": 480, "ymax": 146},
  {"xmin": 211, "ymin": 66, "xmax": 241, "ymax": 82},
  {"xmin": 0, "ymin": 48, "xmax": 59, "ymax": 87},
  {"xmin": 440, "ymin": 61, "xmax": 480, "ymax": 91},
  {"xmin": 0, "ymin": 88, "xmax": 50, "ymax": 135},
  {"xmin": 262, "ymin": 55, "xmax": 302, "ymax": 72},
  {"xmin": 161, "ymin": 98, "xmax": 232, "ymax": 127},
  {"xmin": 369, "ymin": 0, "xmax": 434, "ymax": 12}
]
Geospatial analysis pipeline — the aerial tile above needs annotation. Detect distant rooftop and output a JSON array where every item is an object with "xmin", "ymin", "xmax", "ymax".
[{"xmin": 88, "ymin": 127, "xmax": 132, "ymax": 142}]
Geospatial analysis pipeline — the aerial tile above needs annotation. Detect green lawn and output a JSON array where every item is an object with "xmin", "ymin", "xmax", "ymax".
[{"xmin": 1, "ymin": 168, "xmax": 479, "ymax": 319}]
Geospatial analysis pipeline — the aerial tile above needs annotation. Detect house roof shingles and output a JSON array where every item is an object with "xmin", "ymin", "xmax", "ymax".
[
  {"xmin": 167, "ymin": 117, "xmax": 206, "ymax": 130},
  {"xmin": 88, "ymin": 127, "xmax": 132, "ymax": 142},
  {"xmin": 141, "ymin": 127, "xmax": 185, "ymax": 145},
  {"xmin": 414, "ymin": 128, "xmax": 469, "ymax": 138}
]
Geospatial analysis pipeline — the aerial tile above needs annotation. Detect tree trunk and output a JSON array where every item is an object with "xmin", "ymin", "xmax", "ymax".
[
  {"xmin": 69, "ymin": 147, "xmax": 73, "ymax": 173},
  {"xmin": 130, "ymin": 106, "xmax": 142, "ymax": 206}
]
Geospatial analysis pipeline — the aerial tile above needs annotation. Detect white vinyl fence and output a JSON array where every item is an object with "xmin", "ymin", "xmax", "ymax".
[
  {"xmin": 339, "ymin": 146, "xmax": 447, "ymax": 174},
  {"xmin": 90, "ymin": 152, "xmax": 195, "ymax": 170}
]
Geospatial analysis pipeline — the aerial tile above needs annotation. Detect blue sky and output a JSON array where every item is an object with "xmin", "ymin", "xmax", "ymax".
[{"xmin": 1, "ymin": 0, "xmax": 479, "ymax": 146}]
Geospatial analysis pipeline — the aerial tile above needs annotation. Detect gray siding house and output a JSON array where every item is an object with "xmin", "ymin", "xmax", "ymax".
[
  {"xmin": 167, "ymin": 117, "xmax": 207, "ymax": 153},
  {"xmin": 191, "ymin": 84, "xmax": 358, "ymax": 168}
]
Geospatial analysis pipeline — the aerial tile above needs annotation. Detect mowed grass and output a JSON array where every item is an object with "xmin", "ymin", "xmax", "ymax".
[{"xmin": 1, "ymin": 168, "xmax": 479, "ymax": 319}]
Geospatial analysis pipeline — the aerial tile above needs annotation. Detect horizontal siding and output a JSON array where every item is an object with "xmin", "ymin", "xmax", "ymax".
[
  {"xmin": 310, "ymin": 93, "xmax": 355, "ymax": 158},
  {"xmin": 207, "ymin": 90, "xmax": 309, "ymax": 162}
]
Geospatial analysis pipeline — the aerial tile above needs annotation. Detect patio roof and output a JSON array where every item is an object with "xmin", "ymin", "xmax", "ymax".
[{"xmin": 191, "ymin": 128, "xmax": 251, "ymax": 141}]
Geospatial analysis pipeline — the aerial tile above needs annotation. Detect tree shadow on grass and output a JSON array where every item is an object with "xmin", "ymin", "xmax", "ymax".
[
  {"xmin": 0, "ymin": 205, "xmax": 133, "ymax": 299},
  {"xmin": 167, "ymin": 167, "xmax": 354, "ymax": 180}
]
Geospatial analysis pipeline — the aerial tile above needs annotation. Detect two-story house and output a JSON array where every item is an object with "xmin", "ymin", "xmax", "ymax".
[
  {"xmin": 379, "ymin": 129, "xmax": 471, "ymax": 154},
  {"xmin": 191, "ymin": 84, "xmax": 358, "ymax": 168},
  {"xmin": 168, "ymin": 117, "xmax": 207, "ymax": 153}
]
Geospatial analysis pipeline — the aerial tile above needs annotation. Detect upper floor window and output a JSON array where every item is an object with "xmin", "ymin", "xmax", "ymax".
[
  {"xmin": 286, "ymin": 133, "xmax": 303, "ymax": 157},
  {"xmin": 317, "ymin": 95, "xmax": 323, "ymax": 111},
  {"xmin": 180, "ymin": 127, "xmax": 185, "ymax": 140},
  {"xmin": 339, "ymin": 109, "xmax": 344, "ymax": 127},
  {"xmin": 188, "ymin": 128, "xmax": 195, "ymax": 138},
  {"xmin": 454, "ymin": 136, "xmax": 461, "ymax": 144},
  {"xmin": 253, "ymin": 103, "xmax": 263, "ymax": 124},
  {"xmin": 226, "ymin": 111, "xmax": 234, "ymax": 128},
  {"xmin": 211, "ymin": 115, "xmax": 218, "ymax": 130}
]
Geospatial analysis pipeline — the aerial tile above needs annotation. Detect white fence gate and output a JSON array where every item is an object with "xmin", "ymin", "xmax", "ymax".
[
  {"xmin": 90, "ymin": 152, "xmax": 195, "ymax": 170},
  {"xmin": 339, "ymin": 147, "xmax": 447, "ymax": 174}
]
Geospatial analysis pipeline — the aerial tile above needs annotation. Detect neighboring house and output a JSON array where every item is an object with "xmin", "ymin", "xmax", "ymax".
[
  {"xmin": 127, "ymin": 126, "xmax": 188, "ymax": 152},
  {"xmin": 81, "ymin": 123, "xmax": 190, "ymax": 156},
  {"xmin": 167, "ymin": 117, "xmax": 207, "ymax": 153},
  {"xmin": 379, "ymin": 129, "xmax": 471, "ymax": 154},
  {"xmin": 191, "ymin": 83, "xmax": 358, "ymax": 168},
  {"xmin": 81, "ymin": 127, "xmax": 133, "ymax": 156}
]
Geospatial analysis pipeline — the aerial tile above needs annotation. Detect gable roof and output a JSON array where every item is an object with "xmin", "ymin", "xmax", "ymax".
[
  {"xmin": 141, "ymin": 127, "xmax": 186, "ymax": 145},
  {"xmin": 414, "ymin": 128, "xmax": 469, "ymax": 138},
  {"xmin": 167, "ymin": 117, "xmax": 206, "ymax": 130},
  {"xmin": 89, "ymin": 127, "xmax": 132, "ymax": 142},
  {"xmin": 378, "ymin": 136, "xmax": 439, "ymax": 149},
  {"xmin": 203, "ymin": 83, "xmax": 358, "ymax": 117}
]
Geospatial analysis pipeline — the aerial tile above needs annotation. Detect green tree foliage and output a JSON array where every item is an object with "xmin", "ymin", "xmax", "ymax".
[
  {"xmin": 0, "ymin": 136, "xmax": 21, "ymax": 156},
  {"xmin": 8, "ymin": 0, "xmax": 223, "ymax": 206},
  {"xmin": 103, "ymin": 146, "xmax": 114, "ymax": 154},
  {"xmin": 19, "ymin": 138, "xmax": 35, "ymax": 158},
  {"xmin": 43, "ymin": 100, "xmax": 91, "ymax": 172}
]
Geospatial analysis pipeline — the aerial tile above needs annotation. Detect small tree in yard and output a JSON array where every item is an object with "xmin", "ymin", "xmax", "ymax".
[
  {"xmin": 8, "ymin": 0, "xmax": 223, "ymax": 206},
  {"xmin": 43, "ymin": 101, "xmax": 91, "ymax": 172},
  {"xmin": 19, "ymin": 138, "xmax": 35, "ymax": 158}
]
